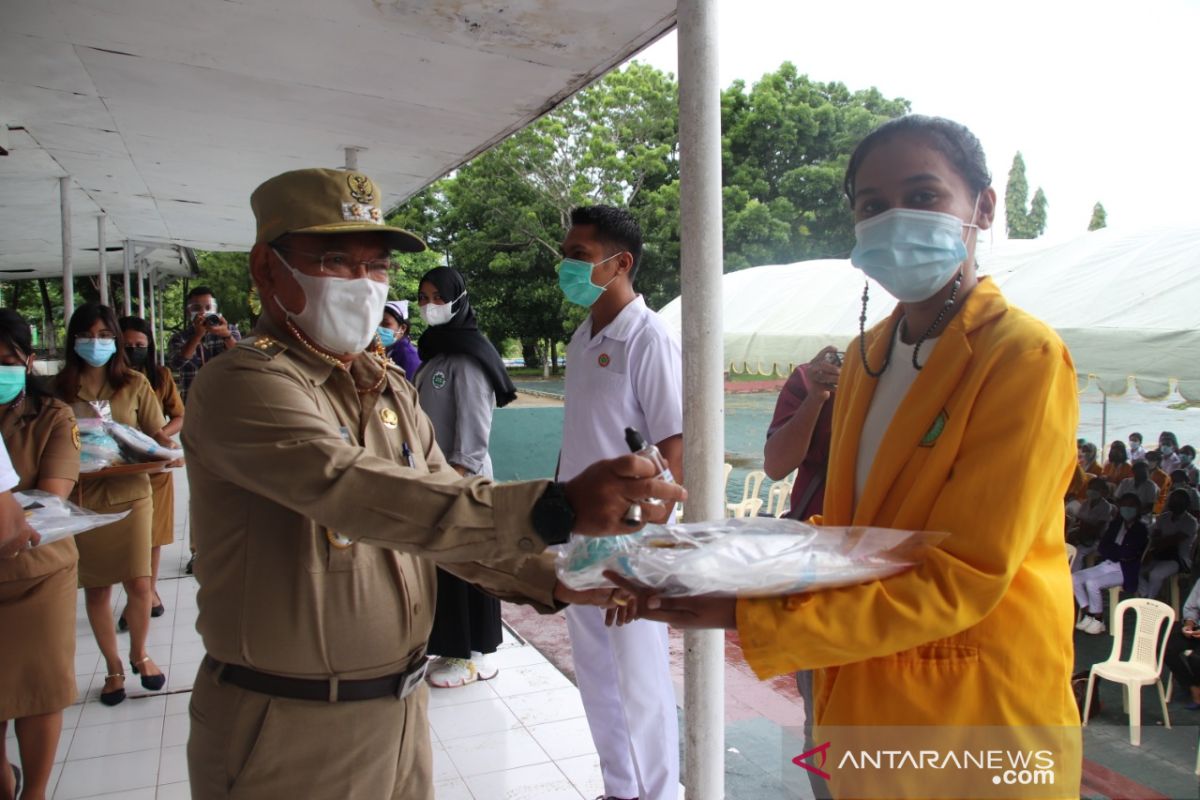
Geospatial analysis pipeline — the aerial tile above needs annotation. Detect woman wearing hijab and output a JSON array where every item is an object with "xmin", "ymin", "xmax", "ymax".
[
  {"xmin": 414, "ymin": 267, "xmax": 518, "ymax": 688},
  {"xmin": 378, "ymin": 299, "xmax": 421, "ymax": 382}
]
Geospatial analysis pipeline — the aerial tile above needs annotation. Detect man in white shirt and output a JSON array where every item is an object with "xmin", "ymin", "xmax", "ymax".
[{"xmin": 557, "ymin": 206, "xmax": 683, "ymax": 800}]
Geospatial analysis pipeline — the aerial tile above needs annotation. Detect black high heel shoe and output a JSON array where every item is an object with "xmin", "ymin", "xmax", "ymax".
[
  {"xmin": 100, "ymin": 672, "xmax": 126, "ymax": 706},
  {"xmin": 131, "ymin": 656, "xmax": 166, "ymax": 692}
]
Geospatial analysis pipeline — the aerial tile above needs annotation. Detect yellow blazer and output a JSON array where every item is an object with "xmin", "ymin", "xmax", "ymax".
[{"xmin": 738, "ymin": 278, "xmax": 1080, "ymax": 731}]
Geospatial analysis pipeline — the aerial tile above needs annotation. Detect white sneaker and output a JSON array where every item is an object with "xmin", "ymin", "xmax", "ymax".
[
  {"xmin": 426, "ymin": 657, "xmax": 479, "ymax": 689},
  {"xmin": 471, "ymin": 651, "xmax": 499, "ymax": 681},
  {"xmin": 1075, "ymin": 614, "xmax": 1091, "ymax": 631},
  {"xmin": 1082, "ymin": 616, "xmax": 1107, "ymax": 635}
]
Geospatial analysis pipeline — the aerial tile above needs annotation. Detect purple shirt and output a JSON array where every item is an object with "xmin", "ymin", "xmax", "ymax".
[{"xmin": 387, "ymin": 337, "xmax": 422, "ymax": 384}]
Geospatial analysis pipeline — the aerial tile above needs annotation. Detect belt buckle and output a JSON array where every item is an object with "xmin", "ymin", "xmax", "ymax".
[{"xmin": 398, "ymin": 660, "xmax": 428, "ymax": 699}]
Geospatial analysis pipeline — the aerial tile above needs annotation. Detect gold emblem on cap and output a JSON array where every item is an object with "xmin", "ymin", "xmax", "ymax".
[
  {"xmin": 380, "ymin": 408, "xmax": 398, "ymax": 429},
  {"xmin": 348, "ymin": 174, "xmax": 375, "ymax": 204},
  {"xmin": 254, "ymin": 336, "xmax": 275, "ymax": 350}
]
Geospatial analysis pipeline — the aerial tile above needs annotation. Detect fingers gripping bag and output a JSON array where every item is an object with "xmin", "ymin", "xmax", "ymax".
[{"xmin": 556, "ymin": 517, "xmax": 946, "ymax": 597}]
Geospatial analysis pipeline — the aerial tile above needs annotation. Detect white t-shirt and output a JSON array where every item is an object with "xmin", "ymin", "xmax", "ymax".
[
  {"xmin": 559, "ymin": 295, "xmax": 683, "ymax": 483},
  {"xmin": 0, "ymin": 439, "xmax": 17, "ymax": 492},
  {"xmin": 855, "ymin": 326, "xmax": 940, "ymax": 503}
]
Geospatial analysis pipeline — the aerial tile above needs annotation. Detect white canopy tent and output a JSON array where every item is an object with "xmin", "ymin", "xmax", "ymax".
[{"xmin": 660, "ymin": 225, "xmax": 1200, "ymax": 402}]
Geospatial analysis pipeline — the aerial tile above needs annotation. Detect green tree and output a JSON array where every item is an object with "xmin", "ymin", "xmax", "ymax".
[
  {"xmin": 721, "ymin": 63, "xmax": 909, "ymax": 267},
  {"xmin": 1088, "ymin": 202, "xmax": 1107, "ymax": 231},
  {"xmin": 1005, "ymin": 152, "xmax": 1048, "ymax": 239},
  {"xmin": 1028, "ymin": 187, "xmax": 1048, "ymax": 238}
]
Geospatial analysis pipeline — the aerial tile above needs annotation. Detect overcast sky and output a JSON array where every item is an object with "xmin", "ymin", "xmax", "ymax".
[{"xmin": 630, "ymin": 0, "xmax": 1200, "ymax": 240}]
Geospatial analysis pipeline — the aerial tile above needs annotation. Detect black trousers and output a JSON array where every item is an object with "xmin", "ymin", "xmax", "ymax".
[
  {"xmin": 426, "ymin": 568, "xmax": 502, "ymax": 659},
  {"xmin": 1165, "ymin": 628, "xmax": 1200, "ymax": 696}
]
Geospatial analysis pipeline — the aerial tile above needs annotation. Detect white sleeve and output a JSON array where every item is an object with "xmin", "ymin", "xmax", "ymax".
[
  {"xmin": 630, "ymin": 324, "xmax": 684, "ymax": 447},
  {"xmin": 0, "ymin": 439, "xmax": 18, "ymax": 492}
]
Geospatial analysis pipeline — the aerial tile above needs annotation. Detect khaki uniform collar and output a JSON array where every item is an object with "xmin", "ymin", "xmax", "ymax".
[{"xmin": 254, "ymin": 314, "xmax": 390, "ymax": 393}]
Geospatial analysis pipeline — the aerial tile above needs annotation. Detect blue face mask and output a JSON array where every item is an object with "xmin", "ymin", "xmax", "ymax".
[
  {"xmin": 558, "ymin": 253, "xmax": 621, "ymax": 308},
  {"xmin": 377, "ymin": 327, "xmax": 397, "ymax": 347},
  {"xmin": 75, "ymin": 337, "xmax": 117, "ymax": 367},
  {"xmin": 0, "ymin": 365, "xmax": 26, "ymax": 404},
  {"xmin": 850, "ymin": 201, "xmax": 979, "ymax": 303},
  {"xmin": 1120, "ymin": 506, "xmax": 1138, "ymax": 521}
]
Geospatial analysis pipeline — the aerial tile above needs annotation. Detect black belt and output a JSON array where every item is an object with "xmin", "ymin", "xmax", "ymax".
[{"xmin": 203, "ymin": 655, "xmax": 427, "ymax": 702}]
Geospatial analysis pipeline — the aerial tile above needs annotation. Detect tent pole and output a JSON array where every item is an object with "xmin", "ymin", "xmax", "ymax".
[
  {"xmin": 1101, "ymin": 393, "xmax": 1108, "ymax": 450},
  {"xmin": 148, "ymin": 269, "xmax": 158, "ymax": 357},
  {"xmin": 678, "ymin": 0, "xmax": 725, "ymax": 797}
]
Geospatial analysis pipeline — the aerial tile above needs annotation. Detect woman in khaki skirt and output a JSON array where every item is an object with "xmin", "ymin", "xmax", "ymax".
[
  {"xmin": 0, "ymin": 310, "xmax": 81, "ymax": 800},
  {"xmin": 55, "ymin": 304, "xmax": 173, "ymax": 706},
  {"xmin": 117, "ymin": 316, "xmax": 184, "ymax": 630}
]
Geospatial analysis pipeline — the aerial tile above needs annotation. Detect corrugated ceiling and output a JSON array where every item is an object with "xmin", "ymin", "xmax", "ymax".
[{"xmin": 0, "ymin": 0, "xmax": 676, "ymax": 279}]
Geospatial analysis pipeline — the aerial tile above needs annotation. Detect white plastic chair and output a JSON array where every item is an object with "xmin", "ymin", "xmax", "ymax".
[
  {"xmin": 740, "ymin": 470, "xmax": 766, "ymax": 504},
  {"xmin": 1065, "ymin": 543, "xmax": 1077, "ymax": 570},
  {"xmin": 727, "ymin": 498, "xmax": 762, "ymax": 519},
  {"xmin": 764, "ymin": 480, "xmax": 792, "ymax": 518},
  {"xmin": 1082, "ymin": 598, "xmax": 1175, "ymax": 745}
]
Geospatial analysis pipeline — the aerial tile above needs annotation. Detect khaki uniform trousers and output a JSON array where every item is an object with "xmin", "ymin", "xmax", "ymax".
[{"xmin": 187, "ymin": 659, "xmax": 432, "ymax": 800}]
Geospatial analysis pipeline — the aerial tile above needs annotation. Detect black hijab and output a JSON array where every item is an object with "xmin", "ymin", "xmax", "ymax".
[{"xmin": 416, "ymin": 267, "xmax": 517, "ymax": 408}]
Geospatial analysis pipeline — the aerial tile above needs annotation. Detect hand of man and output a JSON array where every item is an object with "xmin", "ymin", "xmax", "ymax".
[
  {"xmin": 552, "ymin": 582, "xmax": 629, "ymax": 607},
  {"xmin": 564, "ymin": 454, "xmax": 686, "ymax": 536},
  {"xmin": 0, "ymin": 490, "xmax": 39, "ymax": 558},
  {"xmin": 190, "ymin": 312, "xmax": 210, "ymax": 338},
  {"xmin": 602, "ymin": 571, "xmax": 737, "ymax": 630},
  {"xmin": 206, "ymin": 316, "xmax": 232, "ymax": 340}
]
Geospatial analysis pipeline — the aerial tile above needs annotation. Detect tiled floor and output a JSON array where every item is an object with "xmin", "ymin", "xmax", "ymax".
[{"xmin": 4, "ymin": 471, "xmax": 616, "ymax": 800}]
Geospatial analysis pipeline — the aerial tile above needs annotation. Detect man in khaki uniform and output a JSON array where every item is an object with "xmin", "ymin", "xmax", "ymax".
[{"xmin": 183, "ymin": 168, "xmax": 682, "ymax": 800}]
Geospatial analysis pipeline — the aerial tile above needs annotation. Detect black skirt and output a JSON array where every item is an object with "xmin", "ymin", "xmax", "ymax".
[{"xmin": 426, "ymin": 568, "xmax": 502, "ymax": 659}]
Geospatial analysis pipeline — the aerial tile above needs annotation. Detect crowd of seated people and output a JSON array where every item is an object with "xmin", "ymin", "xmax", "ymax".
[{"xmin": 1067, "ymin": 431, "xmax": 1200, "ymax": 636}]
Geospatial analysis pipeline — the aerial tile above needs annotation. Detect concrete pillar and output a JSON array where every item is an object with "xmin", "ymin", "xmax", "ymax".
[
  {"xmin": 677, "ymin": 0, "xmax": 726, "ymax": 798},
  {"xmin": 122, "ymin": 242, "xmax": 133, "ymax": 316},
  {"xmin": 97, "ymin": 214, "xmax": 109, "ymax": 305},
  {"xmin": 60, "ymin": 176, "xmax": 74, "ymax": 318}
]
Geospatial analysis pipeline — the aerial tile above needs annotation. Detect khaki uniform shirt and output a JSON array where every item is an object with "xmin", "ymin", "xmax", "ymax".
[
  {"xmin": 182, "ymin": 317, "xmax": 558, "ymax": 680},
  {"xmin": 0, "ymin": 394, "xmax": 80, "ymax": 582},
  {"xmin": 152, "ymin": 365, "xmax": 185, "ymax": 420}
]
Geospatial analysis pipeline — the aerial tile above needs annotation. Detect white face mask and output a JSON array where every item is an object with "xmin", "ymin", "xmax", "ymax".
[
  {"xmin": 273, "ymin": 250, "xmax": 388, "ymax": 355},
  {"xmin": 419, "ymin": 291, "xmax": 466, "ymax": 327}
]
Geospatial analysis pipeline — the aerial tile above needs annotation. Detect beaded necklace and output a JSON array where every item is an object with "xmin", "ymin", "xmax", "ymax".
[
  {"xmin": 857, "ymin": 271, "xmax": 963, "ymax": 377},
  {"xmin": 284, "ymin": 319, "xmax": 389, "ymax": 395}
]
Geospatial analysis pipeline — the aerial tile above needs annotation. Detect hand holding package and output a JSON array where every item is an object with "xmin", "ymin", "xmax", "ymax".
[{"xmin": 556, "ymin": 517, "xmax": 946, "ymax": 597}]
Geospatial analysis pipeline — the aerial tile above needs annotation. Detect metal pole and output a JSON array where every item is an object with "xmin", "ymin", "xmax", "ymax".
[
  {"xmin": 137, "ymin": 258, "xmax": 146, "ymax": 317},
  {"xmin": 678, "ymin": 1, "xmax": 725, "ymax": 798},
  {"xmin": 1101, "ymin": 393, "xmax": 1108, "ymax": 450},
  {"xmin": 60, "ymin": 176, "xmax": 74, "ymax": 317},
  {"xmin": 122, "ymin": 242, "xmax": 133, "ymax": 316},
  {"xmin": 97, "ymin": 214, "xmax": 109, "ymax": 305}
]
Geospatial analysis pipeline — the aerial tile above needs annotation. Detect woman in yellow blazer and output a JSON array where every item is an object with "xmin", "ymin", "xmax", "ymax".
[{"xmin": 617, "ymin": 116, "xmax": 1081, "ymax": 796}]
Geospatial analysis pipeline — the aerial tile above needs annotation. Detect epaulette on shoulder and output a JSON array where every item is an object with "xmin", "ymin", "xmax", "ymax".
[{"xmin": 239, "ymin": 335, "xmax": 288, "ymax": 359}]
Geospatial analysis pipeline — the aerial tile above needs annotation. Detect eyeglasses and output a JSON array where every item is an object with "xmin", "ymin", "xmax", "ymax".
[{"xmin": 273, "ymin": 247, "xmax": 394, "ymax": 281}]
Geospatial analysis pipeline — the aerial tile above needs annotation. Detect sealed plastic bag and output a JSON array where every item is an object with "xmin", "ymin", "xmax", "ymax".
[
  {"xmin": 556, "ymin": 517, "xmax": 947, "ymax": 597},
  {"xmin": 77, "ymin": 418, "xmax": 122, "ymax": 472},
  {"xmin": 15, "ymin": 490, "xmax": 130, "ymax": 547},
  {"xmin": 106, "ymin": 421, "xmax": 182, "ymax": 462}
]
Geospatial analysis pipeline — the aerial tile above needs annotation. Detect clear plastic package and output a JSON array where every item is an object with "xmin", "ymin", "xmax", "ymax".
[
  {"xmin": 106, "ymin": 421, "xmax": 182, "ymax": 462},
  {"xmin": 74, "ymin": 400, "xmax": 182, "ymax": 469},
  {"xmin": 556, "ymin": 517, "xmax": 947, "ymax": 597},
  {"xmin": 15, "ymin": 490, "xmax": 131, "ymax": 547},
  {"xmin": 77, "ymin": 418, "xmax": 122, "ymax": 472}
]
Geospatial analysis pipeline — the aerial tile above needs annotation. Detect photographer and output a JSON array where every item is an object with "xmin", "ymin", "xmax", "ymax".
[{"xmin": 166, "ymin": 286, "xmax": 241, "ymax": 403}]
